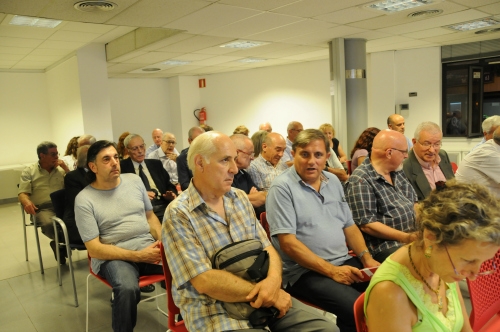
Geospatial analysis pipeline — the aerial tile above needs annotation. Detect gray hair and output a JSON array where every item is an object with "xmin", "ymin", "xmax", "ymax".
[
  {"xmin": 251, "ymin": 130, "xmax": 268, "ymax": 158},
  {"xmin": 123, "ymin": 134, "xmax": 142, "ymax": 148},
  {"xmin": 36, "ymin": 141, "xmax": 57, "ymax": 159},
  {"xmin": 187, "ymin": 132, "xmax": 221, "ymax": 171},
  {"xmin": 76, "ymin": 145, "xmax": 90, "ymax": 168},
  {"xmin": 77, "ymin": 134, "xmax": 96, "ymax": 146},
  {"xmin": 494, "ymin": 126, "xmax": 500, "ymax": 145},
  {"xmin": 188, "ymin": 126, "xmax": 205, "ymax": 141},
  {"xmin": 482, "ymin": 115, "xmax": 500, "ymax": 134},
  {"xmin": 414, "ymin": 122, "xmax": 441, "ymax": 141},
  {"xmin": 230, "ymin": 134, "xmax": 251, "ymax": 150},
  {"xmin": 287, "ymin": 121, "xmax": 300, "ymax": 131}
]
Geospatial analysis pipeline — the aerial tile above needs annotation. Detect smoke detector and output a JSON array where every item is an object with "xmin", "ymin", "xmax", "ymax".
[
  {"xmin": 407, "ymin": 9, "xmax": 443, "ymax": 18},
  {"xmin": 74, "ymin": 1, "xmax": 117, "ymax": 12}
]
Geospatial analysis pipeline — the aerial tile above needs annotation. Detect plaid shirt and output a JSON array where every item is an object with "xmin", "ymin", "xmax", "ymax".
[
  {"xmin": 162, "ymin": 182, "xmax": 271, "ymax": 332},
  {"xmin": 345, "ymin": 157, "xmax": 417, "ymax": 255},
  {"xmin": 247, "ymin": 155, "xmax": 288, "ymax": 191}
]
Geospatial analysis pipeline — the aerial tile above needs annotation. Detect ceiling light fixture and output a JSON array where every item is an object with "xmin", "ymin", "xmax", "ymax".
[
  {"xmin": 475, "ymin": 27, "xmax": 500, "ymax": 35},
  {"xmin": 238, "ymin": 58, "xmax": 267, "ymax": 63},
  {"xmin": 446, "ymin": 18, "xmax": 500, "ymax": 32},
  {"xmin": 9, "ymin": 15, "xmax": 62, "ymax": 28},
  {"xmin": 220, "ymin": 40, "xmax": 269, "ymax": 49},
  {"xmin": 365, "ymin": 0, "xmax": 436, "ymax": 14},
  {"xmin": 162, "ymin": 60, "xmax": 191, "ymax": 66}
]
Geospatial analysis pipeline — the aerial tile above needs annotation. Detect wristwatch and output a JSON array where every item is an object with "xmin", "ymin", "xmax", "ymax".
[{"xmin": 358, "ymin": 249, "xmax": 370, "ymax": 259}]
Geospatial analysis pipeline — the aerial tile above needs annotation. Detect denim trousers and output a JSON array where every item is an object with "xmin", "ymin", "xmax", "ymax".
[
  {"xmin": 99, "ymin": 260, "xmax": 163, "ymax": 332},
  {"xmin": 285, "ymin": 257, "xmax": 369, "ymax": 332}
]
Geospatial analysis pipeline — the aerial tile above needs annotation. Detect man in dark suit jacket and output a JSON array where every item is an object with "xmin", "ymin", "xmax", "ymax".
[
  {"xmin": 177, "ymin": 126, "xmax": 205, "ymax": 190},
  {"xmin": 403, "ymin": 122, "xmax": 454, "ymax": 201},
  {"xmin": 120, "ymin": 134, "xmax": 177, "ymax": 221}
]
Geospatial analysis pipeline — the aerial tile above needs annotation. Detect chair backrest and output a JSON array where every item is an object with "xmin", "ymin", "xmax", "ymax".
[
  {"xmin": 347, "ymin": 160, "xmax": 352, "ymax": 175},
  {"xmin": 467, "ymin": 249, "xmax": 500, "ymax": 331},
  {"xmin": 160, "ymin": 242, "xmax": 188, "ymax": 332},
  {"xmin": 259, "ymin": 212, "xmax": 271, "ymax": 241},
  {"xmin": 451, "ymin": 162, "xmax": 458, "ymax": 174},
  {"xmin": 353, "ymin": 292, "xmax": 368, "ymax": 332},
  {"xmin": 50, "ymin": 188, "xmax": 66, "ymax": 219}
]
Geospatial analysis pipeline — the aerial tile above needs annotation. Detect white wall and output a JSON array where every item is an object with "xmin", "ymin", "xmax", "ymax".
[
  {"xmin": 199, "ymin": 60, "xmax": 332, "ymax": 138},
  {"xmin": 0, "ymin": 72, "xmax": 51, "ymax": 166},
  {"xmin": 109, "ymin": 78, "xmax": 172, "ymax": 145}
]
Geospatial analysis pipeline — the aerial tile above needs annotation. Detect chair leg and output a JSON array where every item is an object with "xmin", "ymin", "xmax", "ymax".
[
  {"xmin": 21, "ymin": 205, "xmax": 28, "ymax": 261},
  {"xmin": 53, "ymin": 221, "xmax": 62, "ymax": 285},
  {"xmin": 86, "ymin": 273, "xmax": 91, "ymax": 332},
  {"xmin": 32, "ymin": 215, "xmax": 44, "ymax": 274}
]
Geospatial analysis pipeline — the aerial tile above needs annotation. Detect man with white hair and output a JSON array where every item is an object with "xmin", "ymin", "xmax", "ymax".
[
  {"xmin": 470, "ymin": 115, "xmax": 500, "ymax": 151},
  {"xmin": 345, "ymin": 130, "xmax": 418, "ymax": 262},
  {"xmin": 403, "ymin": 122, "xmax": 454, "ymax": 201},
  {"xmin": 162, "ymin": 131, "xmax": 336, "ymax": 332},
  {"xmin": 281, "ymin": 121, "xmax": 303, "ymax": 165},
  {"xmin": 147, "ymin": 132, "xmax": 178, "ymax": 184}
]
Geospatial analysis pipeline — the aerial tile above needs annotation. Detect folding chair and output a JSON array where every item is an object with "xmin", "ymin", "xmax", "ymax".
[
  {"xmin": 20, "ymin": 202, "xmax": 44, "ymax": 274},
  {"xmin": 467, "ymin": 249, "xmax": 500, "ymax": 332},
  {"xmin": 51, "ymin": 186, "xmax": 86, "ymax": 307},
  {"xmin": 160, "ymin": 242, "xmax": 188, "ymax": 332},
  {"xmin": 353, "ymin": 292, "xmax": 368, "ymax": 332},
  {"xmin": 85, "ymin": 254, "xmax": 167, "ymax": 332}
]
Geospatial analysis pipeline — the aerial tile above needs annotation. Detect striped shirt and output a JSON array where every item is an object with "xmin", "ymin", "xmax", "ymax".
[
  {"xmin": 345, "ymin": 157, "xmax": 417, "ymax": 255},
  {"xmin": 147, "ymin": 148, "xmax": 178, "ymax": 184},
  {"xmin": 247, "ymin": 155, "xmax": 288, "ymax": 191},
  {"xmin": 162, "ymin": 182, "xmax": 271, "ymax": 332}
]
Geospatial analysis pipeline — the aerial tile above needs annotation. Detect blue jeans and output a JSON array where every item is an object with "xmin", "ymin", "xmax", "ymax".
[
  {"xmin": 99, "ymin": 260, "xmax": 163, "ymax": 332},
  {"xmin": 285, "ymin": 257, "xmax": 368, "ymax": 332}
]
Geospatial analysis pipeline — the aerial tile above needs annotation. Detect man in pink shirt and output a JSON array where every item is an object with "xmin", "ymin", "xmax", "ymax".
[{"xmin": 402, "ymin": 122, "xmax": 454, "ymax": 201}]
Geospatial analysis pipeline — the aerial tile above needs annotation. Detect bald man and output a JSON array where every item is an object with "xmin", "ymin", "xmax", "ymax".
[
  {"xmin": 282, "ymin": 121, "xmax": 303, "ymax": 165},
  {"xmin": 387, "ymin": 114, "xmax": 413, "ymax": 150},
  {"xmin": 259, "ymin": 122, "xmax": 273, "ymax": 133},
  {"xmin": 248, "ymin": 132, "xmax": 288, "ymax": 191},
  {"xmin": 345, "ymin": 130, "xmax": 418, "ymax": 262}
]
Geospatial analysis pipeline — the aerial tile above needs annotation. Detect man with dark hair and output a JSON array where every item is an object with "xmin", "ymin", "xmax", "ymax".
[
  {"xmin": 75, "ymin": 140, "xmax": 164, "ymax": 332},
  {"xmin": 120, "ymin": 134, "xmax": 177, "ymax": 221},
  {"xmin": 177, "ymin": 126, "xmax": 205, "ymax": 190},
  {"xmin": 18, "ymin": 141, "xmax": 70, "ymax": 261},
  {"xmin": 266, "ymin": 129, "xmax": 379, "ymax": 332}
]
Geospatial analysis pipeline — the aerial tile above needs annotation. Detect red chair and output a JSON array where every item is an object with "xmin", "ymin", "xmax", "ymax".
[
  {"xmin": 160, "ymin": 242, "xmax": 189, "ymax": 332},
  {"xmin": 354, "ymin": 292, "xmax": 368, "ymax": 332},
  {"xmin": 467, "ymin": 249, "xmax": 500, "ymax": 332},
  {"xmin": 451, "ymin": 162, "xmax": 458, "ymax": 174},
  {"xmin": 85, "ymin": 254, "xmax": 166, "ymax": 332},
  {"xmin": 347, "ymin": 160, "xmax": 352, "ymax": 175}
]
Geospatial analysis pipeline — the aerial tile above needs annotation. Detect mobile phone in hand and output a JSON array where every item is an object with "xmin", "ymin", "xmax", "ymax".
[{"xmin": 359, "ymin": 266, "xmax": 378, "ymax": 282}]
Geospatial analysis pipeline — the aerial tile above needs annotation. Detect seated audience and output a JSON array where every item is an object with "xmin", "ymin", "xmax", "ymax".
[
  {"xmin": 403, "ymin": 122, "xmax": 454, "ymax": 201},
  {"xmin": 233, "ymin": 125, "xmax": 250, "ymax": 136},
  {"xmin": 75, "ymin": 140, "xmax": 164, "ymax": 332},
  {"xmin": 267, "ymin": 129, "xmax": 379, "ymax": 332},
  {"xmin": 259, "ymin": 121, "xmax": 273, "ymax": 133},
  {"xmin": 162, "ymin": 131, "xmax": 336, "ymax": 332},
  {"xmin": 117, "ymin": 131, "xmax": 130, "ymax": 160},
  {"xmin": 251, "ymin": 130, "xmax": 268, "ymax": 158},
  {"xmin": 365, "ymin": 181, "xmax": 500, "ymax": 332},
  {"xmin": 387, "ymin": 114, "xmax": 413, "ymax": 150},
  {"xmin": 230, "ymin": 134, "xmax": 267, "ymax": 215},
  {"xmin": 455, "ymin": 126, "xmax": 500, "ymax": 199},
  {"xmin": 319, "ymin": 123, "xmax": 347, "ymax": 163},
  {"xmin": 350, "ymin": 127, "xmax": 380, "ymax": 173},
  {"xmin": 345, "ymin": 130, "xmax": 418, "ymax": 262},
  {"xmin": 61, "ymin": 136, "xmax": 79, "ymax": 171},
  {"xmin": 177, "ymin": 126, "xmax": 205, "ymax": 191},
  {"xmin": 282, "ymin": 121, "xmax": 303, "ymax": 165},
  {"xmin": 248, "ymin": 132, "xmax": 288, "ymax": 191},
  {"xmin": 147, "ymin": 132, "xmax": 178, "ymax": 184},
  {"xmin": 470, "ymin": 115, "xmax": 500, "ymax": 151},
  {"xmin": 120, "ymin": 134, "xmax": 177, "ymax": 221}
]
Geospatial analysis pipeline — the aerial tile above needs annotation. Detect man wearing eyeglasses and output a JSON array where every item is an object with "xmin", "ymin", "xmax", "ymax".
[
  {"xmin": 120, "ymin": 134, "xmax": 177, "ymax": 222},
  {"xmin": 403, "ymin": 122, "xmax": 454, "ymax": 201},
  {"xmin": 345, "ymin": 130, "xmax": 418, "ymax": 263},
  {"xmin": 147, "ymin": 132, "xmax": 178, "ymax": 184},
  {"xmin": 281, "ymin": 121, "xmax": 303, "ymax": 166}
]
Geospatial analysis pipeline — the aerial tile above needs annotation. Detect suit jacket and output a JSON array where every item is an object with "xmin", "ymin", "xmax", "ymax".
[
  {"xmin": 177, "ymin": 147, "xmax": 192, "ymax": 191},
  {"xmin": 120, "ymin": 158, "xmax": 177, "ymax": 203},
  {"xmin": 403, "ymin": 149, "xmax": 455, "ymax": 201},
  {"xmin": 63, "ymin": 167, "xmax": 88, "ymax": 244}
]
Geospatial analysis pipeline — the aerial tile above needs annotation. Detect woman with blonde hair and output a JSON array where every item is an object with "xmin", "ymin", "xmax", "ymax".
[
  {"xmin": 319, "ymin": 123, "xmax": 347, "ymax": 163},
  {"xmin": 233, "ymin": 125, "xmax": 249, "ymax": 136}
]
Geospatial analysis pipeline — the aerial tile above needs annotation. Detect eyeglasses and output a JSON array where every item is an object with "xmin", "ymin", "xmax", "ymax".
[
  {"xmin": 127, "ymin": 144, "xmax": 146, "ymax": 152},
  {"xmin": 290, "ymin": 128, "xmax": 303, "ymax": 133},
  {"xmin": 46, "ymin": 152, "xmax": 59, "ymax": 157},
  {"xmin": 389, "ymin": 147, "xmax": 408, "ymax": 156},
  {"xmin": 163, "ymin": 140, "xmax": 177, "ymax": 145},
  {"xmin": 237, "ymin": 149, "xmax": 254, "ymax": 157},
  {"xmin": 417, "ymin": 140, "xmax": 442, "ymax": 150},
  {"xmin": 444, "ymin": 244, "xmax": 497, "ymax": 277}
]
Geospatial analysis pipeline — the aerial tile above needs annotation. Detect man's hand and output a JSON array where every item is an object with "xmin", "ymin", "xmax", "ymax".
[
  {"xmin": 272, "ymin": 290, "xmax": 292, "ymax": 318},
  {"xmin": 405, "ymin": 232, "xmax": 418, "ymax": 243},
  {"xmin": 146, "ymin": 191, "xmax": 156, "ymax": 200},
  {"xmin": 23, "ymin": 200, "xmax": 38, "ymax": 215},
  {"xmin": 246, "ymin": 275, "xmax": 281, "ymax": 309},
  {"xmin": 137, "ymin": 241, "xmax": 161, "ymax": 264},
  {"xmin": 163, "ymin": 191, "xmax": 177, "ymax": 200},
  {"xmin": 57, "ymin": 159, "xmax": 70, "ymax": 173},
  {"xmin": 330, "ymin": 265, "xmax": 363, "ymax": 285},
  {"xmin": 249, "ymin": 186, "xmax": 259, "ymax": 194},
  {"xmin": 362, "ymin": 256, "xmax": 381, "ymax": 268},
  {"xmin": 166, "ymin": 153, "xmax": 177, "ymax": 162}
]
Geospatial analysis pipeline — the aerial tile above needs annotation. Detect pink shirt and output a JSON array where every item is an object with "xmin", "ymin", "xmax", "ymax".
[{"xmin": 414, "ymin": 152, "xmax": 447, "ymax": 190}]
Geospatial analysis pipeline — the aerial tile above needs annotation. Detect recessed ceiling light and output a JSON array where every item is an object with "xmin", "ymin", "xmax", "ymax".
[
  {"xmin": 220, "ymin": 40, "xmax": 269, "ymax": 49},
  {"xmin": 9, "ymin": 15, "xmax": 62, "ymax": 28},
  {"xmin": 365, "ymin": 0, "xmax": 436, "ymax": 14},
  {"xmin": 446, "ymin": 18, "xmax": 500, "ymax": 32},
  {"xmin": 162, "ymin": 60, "xmax": 191, "ymax": 66},
  {"xmin": 238, "ymin": 58, "xmax": 267, "ymax": 63},
  {"xmin": 142, "ymin": 68, "xmax": 161, "ymax": 72}
]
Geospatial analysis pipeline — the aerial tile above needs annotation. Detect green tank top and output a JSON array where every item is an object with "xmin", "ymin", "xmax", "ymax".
[{"xmin": 364, "ymin": 257, "xmax": 464, "ymax": 331}]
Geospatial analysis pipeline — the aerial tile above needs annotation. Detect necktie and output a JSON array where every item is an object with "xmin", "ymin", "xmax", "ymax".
[{"xmin": 138, "ymin": 164, "xmax": 151, "ymax": 191}]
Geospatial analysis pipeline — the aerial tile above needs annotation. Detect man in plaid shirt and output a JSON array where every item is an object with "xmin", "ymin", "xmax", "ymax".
[{"xmin": 345, "ymin": 130, "xmax": 418, "ymax": 263}]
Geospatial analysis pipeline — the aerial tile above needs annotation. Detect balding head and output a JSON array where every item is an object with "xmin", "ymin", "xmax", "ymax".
[
  {"xmin": 372, "ymin": 129, "xmax": 408, "ymax": 172},
  {"xmin": 262, "ymin": 132, "xmax": 286, "ymax": 166},
  {"xmin": 387, "ymin": 114, "xmax": 406, "ymax": 134},
  {"xmin": 188, "ymin": 126, "xmax": 205, "ymax": 144},
  {"xmin": 78, "ymin": 134, "xmax": 96, "ymax": 147},
  {"xmin": 287, "ymin": 121, "xmax": 303, "ymax": 142},
  {"xmin": 152, "ymin": 128, "xmax": 163, "ymax": 146},
  {"xmin": 160, "ymin": 132, "xmax": 177, "ymax": 153},
  {"xmin": 259, "ymin": 122, "xmax": 272, "ymax": 133},
  {"xmin": 230, "ymin": 134, "xmax": 254, "ymax": 169}
]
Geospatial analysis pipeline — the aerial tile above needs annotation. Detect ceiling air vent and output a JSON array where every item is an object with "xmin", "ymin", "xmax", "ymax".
[
  {"xmin": 74, "ymin": 1, "xmax": 117, "ymax": 12},
  {"xmin": 407, "ymin": 9, "xmax": 443, "ymax": 18}
]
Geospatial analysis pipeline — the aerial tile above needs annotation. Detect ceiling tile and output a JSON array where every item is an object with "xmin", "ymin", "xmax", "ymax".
[
  {"xmin": 205, "ymin": 12, "xmax": 303, "ymax": 38},
  {"xmin": 314, "ymin": 6, "xmax": 384, "ymax": 25},
  {"xmin": 108, "ymin": 50, "xmax": 148, "ymax": 63},
  {"xmin": 0, "ymin": 60, "xmax": 17, "ymax": 68},
  {"xmin": 192, "ymin": 45, "xmax": 241, "ymax": 55},
  {"xmin": 450, "ymin": 0, "xmax": 498, "ymax": 7},
  {"xmin": 0, "ymin": 36, "xmax": 44, "ymax": 48},
  {"xmin": 477, "ymin": 2, "xmax": 500, "ymax": 14},
  {"xmin": 30, "ymin": 48, "xmax": 72, "ymax": 56},
  {"xmin": 170, "ymin": 53, "xmax": 215, "ymax": 61},
  {"xmin": 247, "ymin": 19, "xmax": 335, "ymax": 42},
  {"xmin": 157, "ymin": 65, "xmax": 205, "ymax": 74},
  {"xmin": 343, "ymin": 30, "xmax": 392, "ymax": 40},
  {"xmin": 0, "ymin": 46, "xmax": 32, "ymax": 55},
  {"xmin": 122, "ymin": 51, "xmax": 183, "ymax": 64},
  {"xmin": 164, "ymin": 4, "xmax": 261, "ymax": 34},
  {"xmin": 192, "ymin": 55, "xmax": 244, "ymax": 66},
  {"xmin": 367, "ymin": 36, "xmax": 416, "ymax": 47},
  {"xmin": 22, "ymin": 54, "xmax": 65, "ymax": 62},
  {"xmin": 283, "ymin": 25, "xmax": 367, "ymax": 45},
  {"xmin": 224, "ymin": 43, "xmax": 296, "ymax": 57},
  {"xmin": 402, "ymin": 27, "xmax": 455, "ymax": 39},
  {"xmin": 282, "ymin": 48, "xmax": 329, "ymax": 60},
  {"xmin": 0, "ymin": 25, "xmax": 56, "ymax": 40},
  {"xmin": 92, "ymin": 26, "xmax": 137, "ymax": 44},
  {"xmin": 140, "ymin": 33, "xmax": 195, "ymax": 51},
  {"xmin": 218, "ymin": 0, "xmax": 301, "ymax": 11},
  {"xmin": 37, "ymin": 40, "xmax": 87, "ymax": 50},
  {"xmin": 271, "ymin": 0, "xmax": 374, "ymax": 18},
  {"xmin": 62, "ymin": 22, "xmax": 117, "ymax": 34},
  {"xmin": 48, "ymin": 30, "xmax": 101, "ymax": 43},
  {"xmin": 0, "ymin": 53, "xmax": 24, "ymax": 61},
  {"xmin": 12, "ymin": 60, "xmax": 52, "ymax": 69},
  {"xmin": 261, "ymin": 45, "xmax": 326, "ymax": 58},
  {"xmin": 157, "ymin": 35, "xmax": 234, "ymax": 53},
  {"xmin": 107, "ymin": 63, "xmax": 144, "ymax": 73},
  {"xmin": 421, "ymin": 31, "xmax": 479, "ymax": 43}
]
